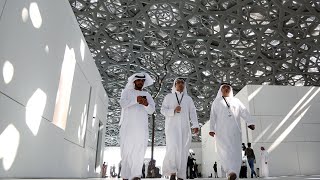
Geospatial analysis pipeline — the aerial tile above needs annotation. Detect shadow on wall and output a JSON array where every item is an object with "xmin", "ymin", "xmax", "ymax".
[
  {"xmin": 0, "ymin": 0, "xmax": 100, "ymax": 176},
  {"xmin": 249, "ymin": 86, "xmax": 320, "ymax": 153}
]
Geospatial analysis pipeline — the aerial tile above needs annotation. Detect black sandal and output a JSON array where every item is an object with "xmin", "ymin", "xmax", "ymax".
[
  {"xmin": 170, "ymin": 174, "xmax": 176, "ymax": 180},
  {"xmin": 228, "ymin": 172, "xmax": 237, "ymax": 180}
]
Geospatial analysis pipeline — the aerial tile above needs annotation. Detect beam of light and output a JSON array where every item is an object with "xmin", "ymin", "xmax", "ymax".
[
  {"xmin": 80, "ymin": 39, "xmax": 85, "ymax": 61},
  {"xmin": 248, "ymin": 86, "xmax": 263, "ymax": 101},
  {"xmin": 267, "ymin": 87, "xmax": 315, "ymax": 141},
  {"xmin": 95, "ymin": 165, "xmax": 101, "ymax": 173},
  {"xmin": 68, "ymin": 106, "xmax": 72, "ymax": 115},
  {"xmin": 0, "ymin": 124, "xmax": 20, "ymax": 170},
  {"xmin": 78, "ymin": 104, "xmax": 87, "ymax": 143},
  {"xmin": 26, "ymin": 88, "xmax": 47, "ymax": 136},
  {"xmin": 2, "ymin": 61, "xmax": 14, "ymax": 84},
  {"xmin": 268, "ymin": 106, "xmax": 310, "ymax": 152},
  {"xmin": 294, "ymin": 88, "xmax": 320, "ymax": 116},
  {"xmin": 29, "ymin": 2, "xmax": 42, "ymax": 28},
  {"xmin": 252, "ymin": 123, "xmax": 273, "ymax": 146},
  {"xmin": 21, "ymin": 7, "xmax": 29, "ymax": 22},
  {"xmin": 214, "ymin": 138, "xmax": 217, "ymax": 153},
  {"xmin": 52, "ymin": 45, "xmax": 76, "ymax": 130},
  {"xmin": 45, "ymin": 45, "xmax": 49, "ymax": 54}
]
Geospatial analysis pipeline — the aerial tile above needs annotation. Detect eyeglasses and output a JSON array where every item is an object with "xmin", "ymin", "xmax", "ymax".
[{"xmin": 222, "ymin": 85, "xmax": 230, "ymax": 89}]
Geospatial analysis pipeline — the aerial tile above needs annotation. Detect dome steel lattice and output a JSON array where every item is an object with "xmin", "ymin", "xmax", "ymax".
[{"xmin": 69, "ymin": 0, "xmax": 320, "ymax": 146}]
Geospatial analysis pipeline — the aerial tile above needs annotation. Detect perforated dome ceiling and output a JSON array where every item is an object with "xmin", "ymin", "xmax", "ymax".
[{"xmin": 69, "ymin": 0, "xmax": 320, "ymax": 146}]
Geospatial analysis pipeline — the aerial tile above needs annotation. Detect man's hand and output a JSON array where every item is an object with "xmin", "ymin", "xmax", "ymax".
[
  {"xmin": 193, "ymin": 128, "xmax": 199, "ymax": 134},
  {"xmin": 137, "ymin": 96, "xmax": 144, "ymax": 104},
  {"xmin": 248, "ymin": 124, "xmax": 255, "ymax": 130},
  {"xmin": 137, "ymin": 96, "xmax": 148, "ymax": 106},
  {"xmin": 141, "ymin": 98, "xmax": 149, "ymax": 106},
  {"xmin": 209, "ymin": 132, "xmax": 215, "ymax": 137},
  {"xmin": 174, "ymin": 106, "xmax": 181, "ymax": 113}
]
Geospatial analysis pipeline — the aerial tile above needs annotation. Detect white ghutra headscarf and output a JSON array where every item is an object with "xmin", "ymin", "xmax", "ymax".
[
  {"xmin": 119, "ymin": 72, "xmax": 154, "ymax": 126},
  {"xmin": 171, "ymin": 77, "xmax": 188, "ymax": 94},
  {"xmin": 213, "ymin": 83, "xmax": 242, "ymax": 132},
  {"xmin": 213, "ymin": 83, "xmax": 234, "ymax": 104},
  {"xmin": 125, "ymin": 72, "xmax": 154, "ymax": 90}
]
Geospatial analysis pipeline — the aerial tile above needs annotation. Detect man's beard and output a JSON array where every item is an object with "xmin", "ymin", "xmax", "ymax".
[
  {"xmin": 223, "ymin": 91, "xmax": 230, "ymax": 96},
  {"xmin": 135, "ymin": 85, "xmax": 143, "ymax": 90},
  {"xmin": 177, "ymin": 88, "xmax": 183, "ymax": 92}
]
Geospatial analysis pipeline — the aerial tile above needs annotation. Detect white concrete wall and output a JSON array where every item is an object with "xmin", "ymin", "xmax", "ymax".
[
  {"xmin": 201, "ymin": 85, "xmax": 320, "ymax": 177},
  {"xmin": 0, "ymin": 0, "xmax": 108, "ymax": 178}
]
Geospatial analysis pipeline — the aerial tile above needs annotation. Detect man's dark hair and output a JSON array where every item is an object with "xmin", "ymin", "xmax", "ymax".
[
  {"xmin": 242, "ymin": 143, "xmax": 246, "ymax": 151},
  {"xmin": 175, "ymin": 78, "xmax": 186, "ymax": 84},
  {"xmin": 221, "ymin": 82, "xmax": 231, "ymax": 86},
  {"xmin": 247, "ymin": 143, "xmax": 252, "ymax": 147}
]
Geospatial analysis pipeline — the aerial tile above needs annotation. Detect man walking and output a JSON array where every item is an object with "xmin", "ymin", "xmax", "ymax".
[
  {"xmin": 245, "ymin": 143, "xmax": 257, "ymax": 178},
  {"xmin": 119, "ymin": 72, "xmax": 155, "ymax": 180},
  {"xmin": 209, "ymin": 83, "xmax": 255, "ymax": 180},
  {"xmin": 161, "ymin": 78, "xmax": 199, "ymax": 180}
]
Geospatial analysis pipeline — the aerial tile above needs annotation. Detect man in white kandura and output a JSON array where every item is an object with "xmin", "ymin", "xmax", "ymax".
[
  {"xmin": 119, "ymin": 72, "xmax": 155, "ymax": 180},
  {"xmin": 260, "ymin": 146, "xmax": 269, "ymax": 178},
  {"xmin": 161, "ymin": 78, "xmax": 200, "ymax": 180},
  {"xmin": 209, "ymin": 83, "xmax": 255, "ymax": 180}
]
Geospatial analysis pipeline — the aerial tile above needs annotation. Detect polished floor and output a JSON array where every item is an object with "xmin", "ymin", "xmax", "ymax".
[
  {"xmin": 3, "ymin": 176, "xmax": 320, "ymax": 180},
  {"xmin": 108, "ymin": 177, "xmax": 319, "ymax": 180}
]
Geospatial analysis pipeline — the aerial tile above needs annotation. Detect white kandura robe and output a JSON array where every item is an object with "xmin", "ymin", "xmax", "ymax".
[
  {"xmin": 119, "ymin": 89, "xmax": 155, "ymax": 179},
  {"xmin": 260, "ymin": 150, "xmax": 269, "ymax": 177},
  {"xmin": 161, "ymin": 91, "xmax": 199, "ymax": 179},
  {"xmin": 210, "ymin": 96, "xmax": 254, "ymax": 177}
]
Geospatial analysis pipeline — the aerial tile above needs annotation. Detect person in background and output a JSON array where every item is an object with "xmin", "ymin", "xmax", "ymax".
[
  {"xmin": 242, "ymin": 143, "xmax": 246, "ymax": 151},
  {"xmin": 194, "ymin": 161, "xmax": 198, "ymax": 178},
  {"xmin": 240, "ymin": 160, "xmax": 247, "ymax": 178},
  {"xmin": 142, "ymin": 163, "xmax": 146, "ymax": 178},
  {"xmin": 187, "ymin": 152, "xmax": 195, "ymax": 179},
  {"xmin": 213, "ymin": 162, "xmax": 218, "ymax": 178},
  {"xmin": 118, "ymin": 160, "xmax": 121, "ymax": 178},
  {"xmin": 102, "ymin": 162, "xmax": 107, "ymax": 178},
  {"xmin": 110, "ymin": 164, "xmax": 117, "ymax": 177},
  {"xmin": 240, "ymin": 143, "xmax": 247, "ymax": 178},
  {"xmin": 260, "ymin": 146, "xmax": 269, "ymax": 178},
  {"xmin": 245, "ymin": 143, "xmax": 257, "ymax": 178}
]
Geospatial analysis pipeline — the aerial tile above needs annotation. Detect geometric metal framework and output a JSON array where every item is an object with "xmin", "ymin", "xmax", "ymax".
[{"xmin": 69, "ymin": 0, "xmax": 320, "ymax": 146}]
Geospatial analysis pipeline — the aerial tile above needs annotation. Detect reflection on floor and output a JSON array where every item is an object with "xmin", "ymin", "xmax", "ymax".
[{"xmin": 2, "ymin": 176, "xmax": 320, "ymax": 180}]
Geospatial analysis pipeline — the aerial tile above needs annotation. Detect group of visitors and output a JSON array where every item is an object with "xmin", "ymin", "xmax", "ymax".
[{"xmin": 102, "ymin": 72, "xmax": 268, "ymax": 180}]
